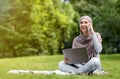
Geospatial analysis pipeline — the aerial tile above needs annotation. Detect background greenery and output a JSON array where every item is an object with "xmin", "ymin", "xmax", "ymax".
[
  {"xmin": 0, "ymin": 54, "xmax": 120, "ymax": 79},
  {"xmin": 0, "ymin": 0, "xmax": 120, "ymax": 57}
]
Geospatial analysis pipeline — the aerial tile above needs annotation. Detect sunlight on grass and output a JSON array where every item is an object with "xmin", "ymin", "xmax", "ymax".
[{"xmin": 0, "ymin": 54, "xmax": 120, "ymax": 79}]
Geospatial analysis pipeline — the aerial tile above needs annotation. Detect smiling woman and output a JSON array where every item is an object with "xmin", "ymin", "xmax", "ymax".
[
  {"xmin": 79, "ymin": 16, "xmax": 93, "ymax": 36},
  {"xmin": 58, "ymin": 15, "xmax": 106, "ymax": 75}
]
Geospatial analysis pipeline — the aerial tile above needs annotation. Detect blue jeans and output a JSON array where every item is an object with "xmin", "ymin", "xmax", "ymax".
[{"xmin": 58, "ymin": 57, "xmax": 101, "ymax": 74}]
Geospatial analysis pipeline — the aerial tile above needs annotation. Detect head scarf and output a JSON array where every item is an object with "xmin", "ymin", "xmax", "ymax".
[
  {"xmin": 72, "ymin": 16, "xmax": 101, "ymax": 59},
  {"xmin": 72, "ymin": 33, "xmax": 97, "ymax": 59},
  {"xmin": 79, "ymin": 15, "xmax": 93, "ymax": 25}
]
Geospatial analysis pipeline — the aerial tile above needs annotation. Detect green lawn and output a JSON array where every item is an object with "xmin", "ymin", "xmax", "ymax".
[{"xmin": 0, "ymin": 54, "xmax": 120, "ymax": 79}]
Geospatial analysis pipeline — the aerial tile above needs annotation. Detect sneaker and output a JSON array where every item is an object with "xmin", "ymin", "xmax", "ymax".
[{"xmin": 93, "ymin": 70, "xmax": 109, "ymax": 75}]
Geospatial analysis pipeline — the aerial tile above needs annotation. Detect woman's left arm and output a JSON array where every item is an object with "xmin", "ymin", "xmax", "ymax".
[
  {"xmin": 89, "ymin": 24, "xmax": 102, "ymax": 53},
  {"xmin": 92, "ymin": 33, "xmax": 102, "ymax": 53}
]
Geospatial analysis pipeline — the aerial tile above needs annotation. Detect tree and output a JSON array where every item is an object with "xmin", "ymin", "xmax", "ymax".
[
  {"xmin": 30, "ymin": 0, "xmax": 77, "ymax": 55},
  {"xmin": 69, "ymin": 0, "xmax": 120, "ymax": 53},
  {"xmin": 0, "ymin": 0, "xmax": 77, "ymax": 57},
  {"xmin": 0, "ymin": 0, "xmax": 35, "ymax": 57}
]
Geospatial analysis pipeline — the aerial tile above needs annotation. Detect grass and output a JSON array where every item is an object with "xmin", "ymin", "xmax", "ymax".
[{"xmin": 0, "ymin": 54, "xmax": 120, "ymax": 79}]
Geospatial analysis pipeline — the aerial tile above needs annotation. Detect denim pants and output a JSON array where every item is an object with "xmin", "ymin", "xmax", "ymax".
[{"xmin": 58, "ymin": 57, "xmax": 101, "ymax": 74}]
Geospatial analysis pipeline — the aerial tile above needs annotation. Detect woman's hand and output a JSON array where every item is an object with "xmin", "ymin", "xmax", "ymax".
[
  {"xmin": 87, "ymin": 24, "xmax": 95, "ymax": 34},
  {"xmin": 64, "ymin": 57, "xmax": 69, "ymax": 64}
]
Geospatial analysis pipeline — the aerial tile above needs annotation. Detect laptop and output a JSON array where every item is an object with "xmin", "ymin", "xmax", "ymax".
[{"xmin": 62, "ymin": 48, "xmax": 88, "ymax": 64}]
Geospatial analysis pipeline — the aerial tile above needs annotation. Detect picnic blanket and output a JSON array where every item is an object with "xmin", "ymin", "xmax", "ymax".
[
  {"xmin": 8, "ymin": 70, "xmax": 108, "ymax": 75},
  {"xmin": 8, "ymin": 70, "xmax": 75, "ymax": 75}
]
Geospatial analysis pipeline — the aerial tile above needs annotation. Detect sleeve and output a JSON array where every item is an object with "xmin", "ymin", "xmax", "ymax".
[{"xmin": 92, "ymin": 33, "xmax": 102, "ymax": 53}]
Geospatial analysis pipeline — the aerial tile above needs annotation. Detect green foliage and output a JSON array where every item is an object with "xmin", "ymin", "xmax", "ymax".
[
  {"xmin": 0, "ymin": 0, "xmax": 119, "ymax": 57},
  {"xmin": 30, "ymin": 0, "xmax": 77, "ymax": 55},
  {"xmin": 0, "ymin": 0, "xmax": 39, "ymax": 57},
  {"xmin": 70, "ymin": 0, "xmax": 120, "ymax": 54},
  {"xmin": 0, "ymin": 0, "xmax": 77, "ymax": 57},
  {"xmin": 93, "ymin": 1, "xmax": 120, "ymax": 53}
]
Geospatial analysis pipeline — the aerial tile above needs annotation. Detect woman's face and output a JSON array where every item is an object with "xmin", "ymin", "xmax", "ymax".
[{"xmin": 80, "ymin": 19, "xmax": 91, "ymax": 33}]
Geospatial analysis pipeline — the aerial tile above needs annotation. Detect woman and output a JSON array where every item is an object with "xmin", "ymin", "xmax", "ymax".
[{"xmin": 58, "ymin": 15, "xmax": 104, "ymax": 74}]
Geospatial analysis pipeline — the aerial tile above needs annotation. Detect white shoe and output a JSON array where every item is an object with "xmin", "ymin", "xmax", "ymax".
[{"xmin": 93, "ymin": 70, "xmax": 109, "ymax": 75}]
